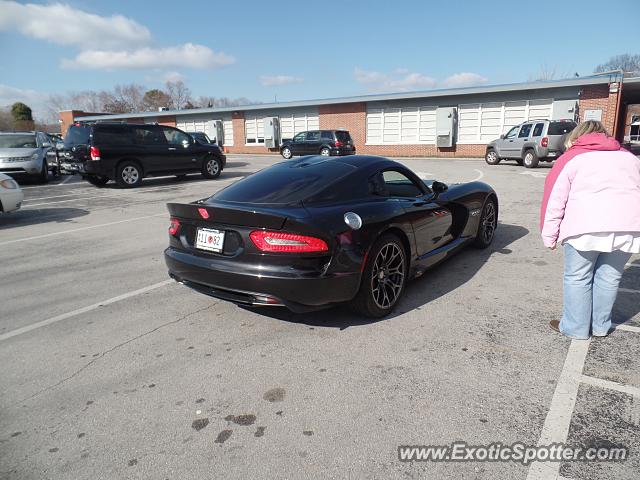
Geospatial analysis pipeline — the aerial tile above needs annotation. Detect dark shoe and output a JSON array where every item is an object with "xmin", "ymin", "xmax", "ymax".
[
  {"xmin": 592, "ymin": 330, "xmax": 612, "ymax": 338},
  {"xmin": 549, "ymin": 320, "xmax": 561, "ymax": 333}
]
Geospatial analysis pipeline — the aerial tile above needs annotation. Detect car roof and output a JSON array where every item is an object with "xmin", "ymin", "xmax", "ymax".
[{"xmin": 291, "ymin": 154, "xmax": 400, "ymax": 170}]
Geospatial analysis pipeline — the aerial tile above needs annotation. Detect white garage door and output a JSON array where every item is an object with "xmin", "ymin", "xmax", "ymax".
[{"xmin": 176, "ymin": 116, "xmax": 234, "ymax": 146}]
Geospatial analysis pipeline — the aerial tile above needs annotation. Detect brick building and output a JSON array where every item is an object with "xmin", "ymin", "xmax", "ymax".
[{"xmin": 59, "ymin": 74, "xmax": 640, "ymax": 157}]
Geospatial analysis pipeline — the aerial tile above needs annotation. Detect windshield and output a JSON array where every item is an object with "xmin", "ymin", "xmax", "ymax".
[{"xmin": 0, "ymin": 134, "xmax": 37, "ymax": 148}]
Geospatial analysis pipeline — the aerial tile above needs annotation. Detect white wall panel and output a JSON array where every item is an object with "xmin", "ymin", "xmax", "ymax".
[
  {"xmin": 366, "ymin": 105, "xmax": 436, "ymax": 144},
  {"xmin": 457, "ymin": 104, "xmax": 480, "ymax": 142}
]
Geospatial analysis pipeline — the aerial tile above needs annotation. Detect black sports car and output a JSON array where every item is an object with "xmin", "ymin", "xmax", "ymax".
[{"xmin": 164, "ymin": 155, "xmax": 498, "ymax": 317}]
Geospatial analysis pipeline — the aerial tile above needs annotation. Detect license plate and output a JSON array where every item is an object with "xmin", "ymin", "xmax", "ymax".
[{"xmin": 195, "ymin": 227, "xmax": 225, "ymax": 253}]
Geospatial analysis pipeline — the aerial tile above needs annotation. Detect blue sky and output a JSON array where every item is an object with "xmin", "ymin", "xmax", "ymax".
[{"xmin": 0, "ymin": 0, "xmax": 638, "ymax": 119}]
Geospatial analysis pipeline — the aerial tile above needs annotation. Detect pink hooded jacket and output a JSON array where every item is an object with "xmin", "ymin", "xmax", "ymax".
[{"xmin": 540, "ymin": 132, "xmax": 640, "ymax": 248}]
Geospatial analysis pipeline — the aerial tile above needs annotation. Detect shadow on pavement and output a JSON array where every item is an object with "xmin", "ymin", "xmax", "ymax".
[
  {"xmin": 0, "ymin": 207, "xmax": 89, "ymax": 229},
  {"xmin": 244, "ymin": 223, "xmax": 529, "ymax": 329}
]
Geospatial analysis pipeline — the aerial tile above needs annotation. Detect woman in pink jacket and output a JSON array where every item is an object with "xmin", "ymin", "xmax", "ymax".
[{"xmin": 540, "ymin": 120, "xmax": 640, "ymax": 339}]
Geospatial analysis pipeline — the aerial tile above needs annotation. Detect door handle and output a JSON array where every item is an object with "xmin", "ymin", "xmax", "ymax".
[{"xmin": 168, "ymin": 147, "xmax": 177, "ymax": 151}]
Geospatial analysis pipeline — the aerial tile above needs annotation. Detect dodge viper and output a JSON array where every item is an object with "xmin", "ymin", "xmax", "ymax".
[{"xmin": 165, "ymin": 155, "xmax": 498, "ymax": 317}]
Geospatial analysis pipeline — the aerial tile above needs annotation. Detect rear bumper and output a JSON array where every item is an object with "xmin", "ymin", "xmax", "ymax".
[
  {"xmin": 164, "ymin": 247, "xmax": 361, "ymax": 312},
  {"xmin": 0, "ymin": 190, "xmax": 24, "ymax": 212},
  {"xmin": 331, "ymin": 147, "xmax": 355, "ymax": 156}
]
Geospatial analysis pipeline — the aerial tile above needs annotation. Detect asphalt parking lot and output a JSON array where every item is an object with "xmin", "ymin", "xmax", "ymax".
[{"xmin": 1, "ymin": 155, "xmax": 638, "ymax": 480}]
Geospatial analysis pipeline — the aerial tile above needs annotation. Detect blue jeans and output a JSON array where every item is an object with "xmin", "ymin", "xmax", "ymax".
[{"xmin": 561, "ymin": 244, "xmax": 632, "ymax": 339}]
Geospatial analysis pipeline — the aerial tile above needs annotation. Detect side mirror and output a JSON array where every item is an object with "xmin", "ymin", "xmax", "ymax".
[
  {"xmin": 431, "ymin": 181, "xmax": 448, "ymax": 196},
  {"xmin": 42, "ymin": 142, "xmax": 51, "ymax": 148},
  {"xmin": 499, "ymin": 134, "xmax": 505, "ymax": 139}
]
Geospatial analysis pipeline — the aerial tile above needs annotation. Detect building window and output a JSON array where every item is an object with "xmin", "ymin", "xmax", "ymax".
[
  {"xmin": 366, "ymin": 106, "xmax": 436, "ymax": 144},
  {"xmin": 245, "ymin": 116, "xmax": 265, "ymax": 144}
]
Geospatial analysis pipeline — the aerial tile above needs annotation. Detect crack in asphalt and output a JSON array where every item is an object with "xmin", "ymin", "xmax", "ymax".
[{"xmin": 12, "ymin": 302, "xmax": 218, "ymax": 407}]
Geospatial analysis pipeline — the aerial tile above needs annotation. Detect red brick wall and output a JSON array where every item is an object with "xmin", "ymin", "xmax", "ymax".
[
  {"xmin": 578, "ymin": 83, "xmax": 619, "ymax": 134},
  {"xmin": 59, "ymin": 110, "xmax": 105, "ymax": 136},
  {"xmin": 157, "ymin": 115, "xmax": 176, "ymax": 127},
  {"xmin": 319, "ymin": 102, "xmax": 486, "ymax": 157},
  {"xmin": 225, "ymin": 111, "xmax": 281, "ymax": 154}
]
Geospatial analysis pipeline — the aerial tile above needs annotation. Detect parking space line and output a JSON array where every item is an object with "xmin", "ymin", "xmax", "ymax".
[
  {"xmin": 626, "ymin": 263, "xmax": 640, "ymax": 268},
  {"xmin": 21, "ymin": 180, "xmax": 226, "ymax": 208},
  {"xmin": 0, "ymin": 279, "xmax": 174, "ymax": 342},
  {"xmin": 59, "ymin": 175, "xmax": 76, "ymax": 185},
  {"xmin": 0, "ymin": 213, "xmax": 165, "ymax": 246},
  {"xmin": 526, "ymin": 339, "xmax": 590, "ymax": 480},
  {"xmin": 471, "ymin": 169, "xmax": 484, "ymax": 181},
  {"xmin": 580, "ymin": 375, "xmax": 640, "ymax": 397},
  {"xmin": 619, "ymin": 288, "xmax": 640, "ymax": 294},
  {"xmin": 23, "ymin": 191, "xmax": 102, "ymax": 202},
  {"xmin": 615, "ymin": 324, "xmax": 640, "ymax": 334}
]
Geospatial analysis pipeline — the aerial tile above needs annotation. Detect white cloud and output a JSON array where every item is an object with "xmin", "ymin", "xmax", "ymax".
[
  {"xmin": 61, "ymin": 43, "xmax": 235, "ymax": 70},
  {"xmin": 0, "ymin": 84, "xmax": 50, "ymax": 119},
  {"xmin": 442, "ymin": 72, "xmax": 488, "ymax": 88},
  {"xmin": 355, "ymin": 68, "xmax": 489, "ymax": 92},
  {"xmin": 259, "ymin": 75, "xmax": 304, "ymax": 86},
  {"xmin": 354, "ymin": 68, "xmax": 437, "ymax": 92},
  {"xmin": 0, "ymin": 1, "xmax": 151, "ymax": 49},
  {"xmin": 162, "ymin": 71, "xmax": 187, "ymax": 83}
]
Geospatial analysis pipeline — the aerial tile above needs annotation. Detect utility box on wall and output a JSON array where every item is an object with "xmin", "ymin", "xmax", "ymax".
[
  {"xmin": 436, "ymin": 107, "xmax": 457, "ymax": 148},
  {"xmin": 207, "ymin": 120, "xmax": 225, "ymax": 146},
  {"xmin": 263, "ymin": 117, "xmax": 281, "ymax": 148}
]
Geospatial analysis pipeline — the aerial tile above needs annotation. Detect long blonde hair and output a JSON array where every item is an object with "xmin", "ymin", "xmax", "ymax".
[{"xmin": 565, "ymin": 120, "xmax": 609, "ymax": 149}]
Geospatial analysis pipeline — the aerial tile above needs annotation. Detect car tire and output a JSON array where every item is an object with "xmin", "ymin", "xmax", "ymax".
[
  {"xmin": 320, "ymin": 147, "xmax": 331, "ymax": 156},
  {"xmin": 281, "ymin": 147, "xmax": 292, "ymax": 159},
  {"xmin": 523, "ymin": 149, "xmax": 539, "ymax": 168},
  {"xmin": 202, "ymin": 156, "xmax": 222, "ymax": 179},
  {"xmin": 116, "ymin": 161, "xmax": 143, "ymax": 188},
  {"xmin": 349, "ymin": 233, "xmax": 407, "ymax": 318},
  {"xmin": 36, "ymin": 161, "xmax": 48, "ymax": 184},
  {"xmin": 485, "ymin": 149, "xmax": 500, "ymax": 165},
  {"xmin": 473, "ymin": 197, "xmax": 498, "ymax": 249},
  {"xmin": 86, "ymin": 174, "xmax": 109, "ymax": 187},
  {"xmin": 516, "ymin": 158, "xmax": 524, "ymax": 166}
]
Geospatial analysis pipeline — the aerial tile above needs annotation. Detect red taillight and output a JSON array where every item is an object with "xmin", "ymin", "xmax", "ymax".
[
  {"xmin": 541, "ymin": 137, "xmax": 549, "ymax": 147},
  {"xmin": 334, "ymin": 140, "xmax": 344, "ymax": 148},
  {"xmin": 90, "ymin": 146, "xmax": 101, "ymax": 160},
  {"xmin": 168, "ymin": 218, "xmax": 180, "ymax": 236},
  {"xmin": 249, "ymin": 230, "xmax": 328, "ymax": 253},
  {"xmin": 198, "ymin": 208, "xmax": 209, "ymax": 219}
]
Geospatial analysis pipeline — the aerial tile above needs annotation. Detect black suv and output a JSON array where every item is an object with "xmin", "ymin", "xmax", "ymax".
[
  {"xmin": 61, "ymin": 123, "xmax": 226, "ymax": 187},
  {"xmin": 280, "ymin": 130, "xmax": 355, "ymax": 159}
]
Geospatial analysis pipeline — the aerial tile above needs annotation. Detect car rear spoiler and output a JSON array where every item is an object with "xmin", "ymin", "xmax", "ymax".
[{"xmin": 166, "ymin": 202, "xmax": 287, "ymax": 230}]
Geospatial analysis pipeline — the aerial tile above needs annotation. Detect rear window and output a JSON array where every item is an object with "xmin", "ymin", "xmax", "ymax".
[
  {"xmin": 335, "ymin": 131, "xmax": 351, "ymax": 142},
  {"xmin": 93, "ymin": 126, "xmax": 133, "ymax": 145},
  {"xmin": 64, "ymin": 126, "xmax": 90, "ymax": 146},
  {"xmin": 548, "ymin": 121, "xmax": 577, "ymax": 136},
  {"xmin": 211, "ymin": 158, "xmax": 356, "ymax": 205}
]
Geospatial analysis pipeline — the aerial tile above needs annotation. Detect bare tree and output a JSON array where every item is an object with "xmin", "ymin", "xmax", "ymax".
[
  {"xmin": 527, "ymin": 64, "xmax": 573, "ymax": 82},
  {"xmin": 193, "ymin": 95, "xmax": 254, "ymax": 108},
  {"xmin": 112, "ymin": 84, "xmax": 146, "ymax": 112},
  {"xmin": 595, "ymin": 54, "xmax": 640, "ymax": 75},
  {"xmin": 0, "ymin": 107, "xmax": 14, "ymax": 130},
  {"xmin": 142, "ymin": 89, "xmax": 171, "ymax": 111},
  {"xmin": 165, "ymin": 80, "xmax": 192, "ymax": 110}
]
